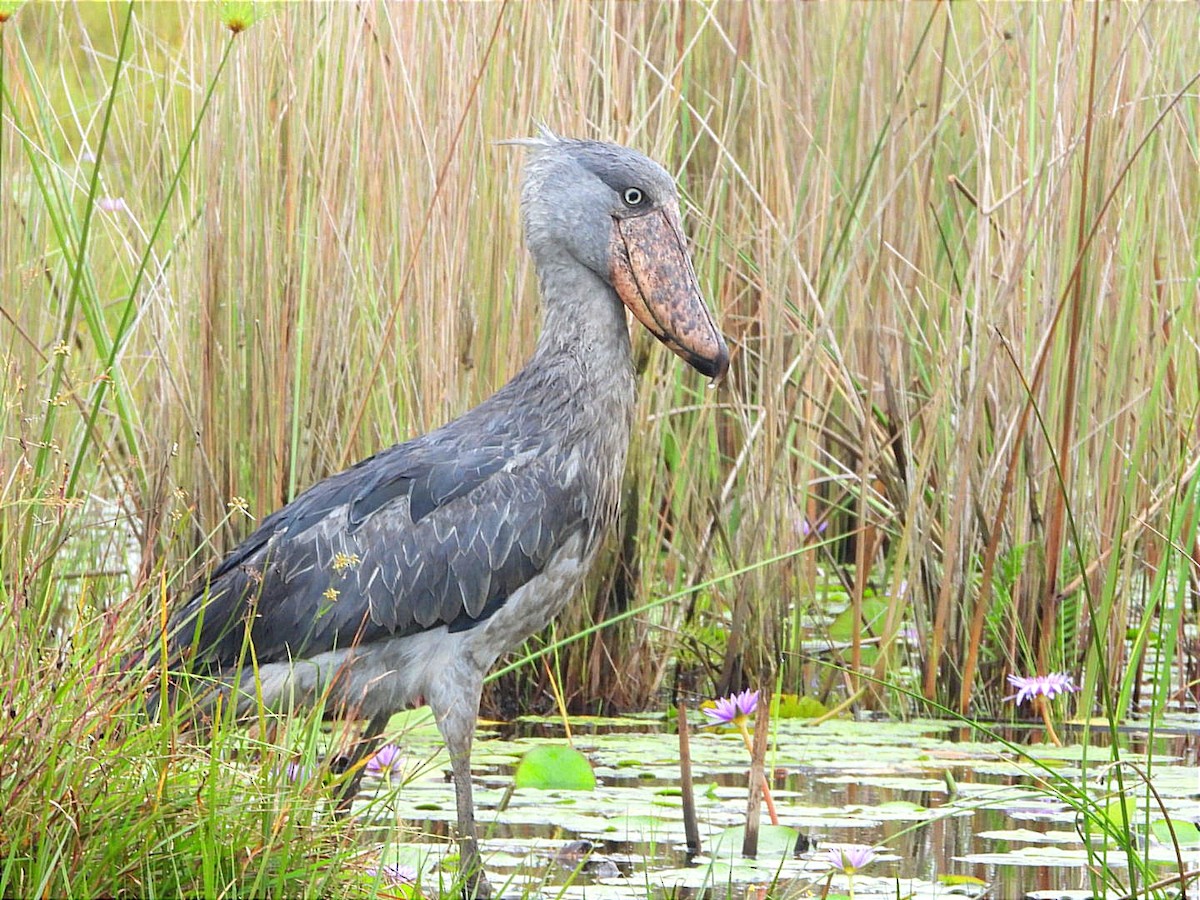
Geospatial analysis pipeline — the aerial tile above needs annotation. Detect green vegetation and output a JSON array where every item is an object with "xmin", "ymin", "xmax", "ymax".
[{"xmin": 2, "ymin": 3, "xmax": 1196, "ymax": 897}]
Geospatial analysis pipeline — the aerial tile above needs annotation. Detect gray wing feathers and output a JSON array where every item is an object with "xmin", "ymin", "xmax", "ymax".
[{"xmin": 173, "ymin": 442, "xmax": 585, "ymax": 670}]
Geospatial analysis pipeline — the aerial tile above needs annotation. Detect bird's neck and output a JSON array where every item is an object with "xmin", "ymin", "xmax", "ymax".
[
  {"xmin": 493, "ymin": 257, "xmax": 637, "ymax": 468},
  {"xmin": 521, "ymin": 258, "xmax": 636, "ymax": 548},
  {"xmin": 531, "ymin": 259, "xmax": 636, "ymax": 395}
]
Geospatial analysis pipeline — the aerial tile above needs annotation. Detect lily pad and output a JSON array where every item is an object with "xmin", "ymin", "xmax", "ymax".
[
  {"xmin": 1149, "ymin": 818, "xmax": 1200, "ymax": 847},
  {"xmin": 957, "ymin": 847, "xmax": 1099, "ymax": 867},
  {"xmin": 776, "ymin": 693, "xmax": 829, "ymax": 718},
  {"xmin": 710, "ymin": 824, "xmax": 805, "ymax": 859},
  {"xmin": 938, "ymin": 873, "xmax": 988, "ymax": 886},
  {"xmin": 976, "ymin": 828, "xmax": 1081, "ymax": 844},
  {"xmin": 513, "ymin": 745, "xmax": 596, "ymax": 791}
]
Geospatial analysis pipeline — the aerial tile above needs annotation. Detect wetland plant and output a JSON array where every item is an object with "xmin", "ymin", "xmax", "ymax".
[
  {"xmin": 1006, "ymin": 671, "xmax": 1080, "ymax": 747},
  {"xmin": 703, "ymin": 690, "xmax": 779, "ymax": 826},
  {"xmin": 365, "ymin": 744, "xmax": 408, "ymax": 779},
  {"xmin": 826, "ymin": 845, "xmax": 877, "ymax": 900}
]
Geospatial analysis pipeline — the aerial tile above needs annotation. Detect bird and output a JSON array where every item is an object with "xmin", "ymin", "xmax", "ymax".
[{"xmin": 158, "ymin": 131, "xmax": 728, "ymax": 898}]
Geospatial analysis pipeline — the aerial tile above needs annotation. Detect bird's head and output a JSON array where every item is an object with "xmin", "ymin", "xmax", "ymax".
[{"xmin": 513, "ymin": 130, "xmax": 729, "ymax": 381}]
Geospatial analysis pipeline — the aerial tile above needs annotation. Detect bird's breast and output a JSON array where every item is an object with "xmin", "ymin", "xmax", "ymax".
[{"xmin": 464, "ymin": 529, "xmax": 592, "ymax": 671}]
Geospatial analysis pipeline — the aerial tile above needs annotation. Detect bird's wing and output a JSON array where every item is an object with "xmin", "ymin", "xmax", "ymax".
[{"xmin": 170, "ymin": 436, "xmax": 588, "ymax": 671}]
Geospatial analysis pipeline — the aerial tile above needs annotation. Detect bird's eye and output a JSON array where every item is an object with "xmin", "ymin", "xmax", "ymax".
[{"xmin": 622, "ymin": 187, "xmax": 646, "ymax": 207}]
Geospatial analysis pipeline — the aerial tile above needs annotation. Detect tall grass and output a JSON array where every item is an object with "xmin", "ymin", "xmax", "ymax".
[{"xmin": 2, "ymin": 2, "xmax": 1197, "ymax": 895}]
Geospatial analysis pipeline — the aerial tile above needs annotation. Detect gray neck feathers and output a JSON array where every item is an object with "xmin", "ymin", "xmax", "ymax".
[
  {"xmin": 510, "ymin": 253, "xmax": 636, "ymax": 541},
  {"xmin": 533, "ymin": 257, "xmax": 633, "ymax": 379}
]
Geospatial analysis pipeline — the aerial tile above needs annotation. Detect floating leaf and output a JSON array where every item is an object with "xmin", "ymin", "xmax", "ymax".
[
  {"xmin": 1086, "ymin": 796, "xmax": 1139, "ymax": 845},
  {"xmin": 775, "ymin": 693, "xmax": 828, "ymax": 718},
  {"xmin": 1149, "ymin": 818, "xmax": 1200, "ymax": 847},
  {"xmin": 877, "ymin": 800, "xmax": 928, "ymax": 812},
  {"xmin": 513, "ymin": 744, "xmax": 596, "ymax": 791},
  {"xmin": 976, "ymin": 828, "xmax": 1080, "ymax": 844},
  {"xmin": 710, "ymin": 824, "xmax": 804, "ymax": 858},
  {"xmin": 959, "ymin": 847, "xmax": 1093, "ymax": 867},
  {"xmin": 828, "ymin": 596, "xmax": 889, "ymax": 642},
  {"xmin": 939, "ymin": 873, "xmax": 988, "ymax": 886},
  {"xmin": 1102, "ymin": 797, "xmax": 1137, "ymax": 824}
]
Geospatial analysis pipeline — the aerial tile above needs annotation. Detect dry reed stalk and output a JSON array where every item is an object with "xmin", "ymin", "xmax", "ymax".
[
  {"xmin": 676, "ymin": 699, "xmax": 702, "ymax": 857},
  {"xmin": 1038, "ymin": 2, "xmax": 1101, "ymax": 675}
]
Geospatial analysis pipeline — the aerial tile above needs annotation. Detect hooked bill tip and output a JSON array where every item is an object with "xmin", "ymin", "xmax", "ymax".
[{"xmin": 689, "ymin": 339, "xmax": 730, "ymax": 383}]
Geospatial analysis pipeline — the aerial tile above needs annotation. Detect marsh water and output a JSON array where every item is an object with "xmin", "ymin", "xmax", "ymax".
[{"xmin": 349, "ymin": 712, "xmax": 1200, "ymax": 899}]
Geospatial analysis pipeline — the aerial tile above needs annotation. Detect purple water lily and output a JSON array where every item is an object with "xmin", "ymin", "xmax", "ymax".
[
  {"xmin": 1006, "ymin": 672, "xmax": 1079, "ymax": 705},
  {"xmin": 701, "ymin": 689, "xmax": 759, "ymax": 727},
  {"xmin": 827, "ymin": 844, "xmax": 877, "ymax": 900},
  {"xmin": 701, "ymin": 689, "xmax": 779, "ymax": 826},
  {"xmin": 1006, "ymin": 671, "xmax": 1079, "ymax": 747},
  {"xmin": 827, "ymin": 844, "xmax": 877, "ymax": 873},
  {"xmin": 365, "ymin": 743, "xmax": 405, "ymax": 777}
]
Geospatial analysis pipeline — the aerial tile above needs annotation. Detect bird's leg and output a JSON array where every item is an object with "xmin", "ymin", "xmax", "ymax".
[
  {"xmin": 334, "ymin": 713, "xmax": 389, "ymax": 813},
  {"xmin": 448, "ymin": 739, "xmax": 491, "ymax": 899},
  {"xmin": 438, "ymin": 687, "xmax": 491, "ymax": 899}
]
